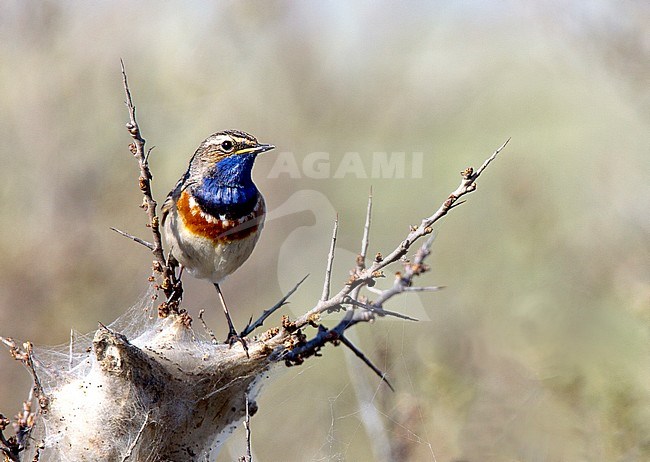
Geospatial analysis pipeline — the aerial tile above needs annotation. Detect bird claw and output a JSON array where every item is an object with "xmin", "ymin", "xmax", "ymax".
[{"xmin": 226, "ymin": 331, "xmax": 250, "ymax": 358}]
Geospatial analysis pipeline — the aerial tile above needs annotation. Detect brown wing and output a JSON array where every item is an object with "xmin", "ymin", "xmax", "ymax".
[{"xmin": 161, "ymin": 168, "xmax": 192, "ymax": 226}]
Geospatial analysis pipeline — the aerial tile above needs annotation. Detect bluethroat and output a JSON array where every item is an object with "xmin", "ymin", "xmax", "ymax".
[{"xmin": 161, "ymin": 130, "xmax": 274, "ymax": 346}]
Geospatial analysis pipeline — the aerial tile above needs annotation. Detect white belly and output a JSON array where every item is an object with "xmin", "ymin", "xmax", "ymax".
[{"xmin": 163, "ymin": 199, "xmax": 264, "ymax": 283}]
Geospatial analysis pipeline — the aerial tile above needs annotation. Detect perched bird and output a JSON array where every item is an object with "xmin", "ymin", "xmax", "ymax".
[{"xmin": 161, "ymin": 130, "xmax": 274, "ymax": 345}]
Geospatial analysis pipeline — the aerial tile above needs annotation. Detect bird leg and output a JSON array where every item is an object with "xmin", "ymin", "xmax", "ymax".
[{"xmin": 213, "ymin": 283, "xmax": 249, "ymax": 357}]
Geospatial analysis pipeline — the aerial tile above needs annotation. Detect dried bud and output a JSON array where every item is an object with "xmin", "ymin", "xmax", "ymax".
[
  {"xmin": 307, "ymin": 313, "xmax": 321, "ymax": 326},
  {"xmin": 374, "ymin": 252, "xmax": 383, "ymax": 262},
  {"xmin": 346, "ymin": 274, "xmax": 359, "ymax": 285},
  {"xmin": 411, "ymin": 263, "xmax": 430, "ymax": 275},
  {"xmin": 38, "ymin": 394, "xmax": 50, "ymax": 411},
  {"xmin": 160, "ymin": 277, "xmax": 171, "ymax": 291},
  {"xmin": 461, "ymin": 167, "xmax": 474, "ymax": 179},
  {"xmin": 264, "ymin": 327, "xmax": 280, "ymax": 340},
  {"xmin": 179, "ymin": 312, "xmax": 193, "ymax": 328},
  {"xmin": 281, "ymin": 315, "xmax": 296, "ymax": 332},
  {"xmin": 158, "ymin": 302, "xmax": 170, "ymax": 318}
]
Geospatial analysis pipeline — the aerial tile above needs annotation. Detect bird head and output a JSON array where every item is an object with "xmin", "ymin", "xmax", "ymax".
[{"xmin": 190, "ymin": 130, "xmax": 274, "ymax": 186}]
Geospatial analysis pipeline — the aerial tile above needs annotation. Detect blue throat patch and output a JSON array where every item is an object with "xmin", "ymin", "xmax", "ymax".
[{"xmin": 194, "ymin": 154, "xmax": 259, "ymax": 219}]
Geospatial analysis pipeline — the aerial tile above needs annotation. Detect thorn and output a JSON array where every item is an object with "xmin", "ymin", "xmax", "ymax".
[
  {"xmin": 402, "ymin": 286, "xmax": 445, "ymax": 292},
  {"xmin": 448, "ymin": 199, "xmax": 467, "ymax": 210},
  {"xmin": 144, "ymin": 146, "xmax": 156, "ymax": 164},
  {"xmin": 110, "ymin": 227, "xmax": 155, "ymax": 250},
  {"xmin": 321, "ymin": 215, "xmax": 339, "ymax": 302},
  {"xmin": 240, "ymin": 274, "xmax": 309, "ymax": 337},
  {"xmin": 359, "ymin": 188, "xmax": 373, "ymax": 266},
  {"xmin": 339, "ymin": 334, "xmax": 394, "ymax": 392},
  {"xmin": 344, "ymin": 298, "xmax": 419, "ymax": 322}
]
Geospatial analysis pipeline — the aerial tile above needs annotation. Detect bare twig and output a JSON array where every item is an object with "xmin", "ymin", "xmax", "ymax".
[
  {"xmin": 69, "ymin": 329, "xmax": 74, "ymax": 371},
  {"xmin": 144, "ymin": 146, "xmax": 155, "ymax": 165},
  {"xmin": 121, "ymin": 60, "xmax": 162, "ymax": 262},
  {"xmin": 242, "ymin": 394, "xmax": 252, "ymax": 462},
  {"xmin": 121, "ymin": 60, "xmax": 182, "ymax": 315},
  {"xmin": 110, "ymin": 227, "xmax": 155, "ymax": 251},
  {"xmin": 0, "ymin": 413, "xmax": 19, "ymax": 462},
  {"xmin": 368, "ymin": 234, "xmax": 437, "ymax": 309},
  {"xmin": 0, "ymin": 431, "xmax": 18, "ymax": 460},
  {"xmin": 365, "ymin": 286, "xmax": 383, "ymax": 295},
  {"xmin": 15, "ymin": 390, "xmax": 36, "ymax": 451},
  {"xmin": 198, "ymin": 310, "xmax": 218, "ymax": 344},
  {"xmin": 474, "ymin": 138, "xmax": 509, "ymax": 177},
  {"xmin": 360, "ymin": 187, "xmax": 373, "ymax": 266},
  {"xmin": 1, "ymin": 338, "xmax": 48, "ymax": 412},
  {"xmin": 343, "ymin": 298, "xmax": 418, "ymax": 322},
  {"xmin": 240, "ymin": 274, "xmax": 309, "ymax": 338},
  {"xmin": 365, "ymin": 138, "xmax": 510, "ymax": 278},
  {"xmin": 448, "ymin": 199, "xmax": 467, "ymax": 211},
  {"xmin": 0, "ymin": 346, "xmax": 41, "ymax": 461},
  {"xmin": 321, "ymin": 215, "xmax": 339, "ymax": 302},
  {"xmin": 351, "ymin": 189, "xmax": 373, "ymax": 302},
  {"xmin": 402, "ymin": 286, "xmax": 445, "ymax": 292}
]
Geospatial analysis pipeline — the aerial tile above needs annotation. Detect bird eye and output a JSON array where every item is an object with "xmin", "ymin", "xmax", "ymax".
[{"xmin": 221, "ymin": 140, "xmax": 233, "ymax": 151}]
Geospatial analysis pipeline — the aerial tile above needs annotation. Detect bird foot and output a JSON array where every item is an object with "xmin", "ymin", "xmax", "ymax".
[{"xmin": 226, "ymin": 330, "xmax": 250, "ymax": 358}]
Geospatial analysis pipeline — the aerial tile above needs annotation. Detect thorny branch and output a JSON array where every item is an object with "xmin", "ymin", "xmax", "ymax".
[
  {"xmin": 280, "ymin": 139, "xmax": 509, "ymax": 385},
  {"xmin": 239, "ymin": 394, "xmax": 252, "ymax": 462},
  {"xmin": 0, "ymin": 339, "xmax": 47, "ymax": 413},
  {"xmin": 0, "ymin": 340, "xmax": 43, "ymax": 462},
  {"xmin": 291, "ymin": 138, "xmax": 509, "ymax": 331},
  {"xmin": 240, "ymin": 274, "xmax": 309, "ymax": 338},
  {"xmin": 120, "ymin": 60, "xmax": 183, "ymax": 317},
  {"xmin": 0, "ymin": 413, "xmax": 20, "ymax": 462}
]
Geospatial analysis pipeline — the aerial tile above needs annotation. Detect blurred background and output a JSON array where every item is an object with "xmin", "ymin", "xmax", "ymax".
[{"xmin": 1, "ymin": 1, "xmax": 648, "ymax": 460}]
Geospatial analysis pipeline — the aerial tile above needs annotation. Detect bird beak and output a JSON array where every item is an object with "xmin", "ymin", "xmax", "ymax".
[{"xmin": 238, "ymin": 144, "xmax": 275, "ymax": 155}]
